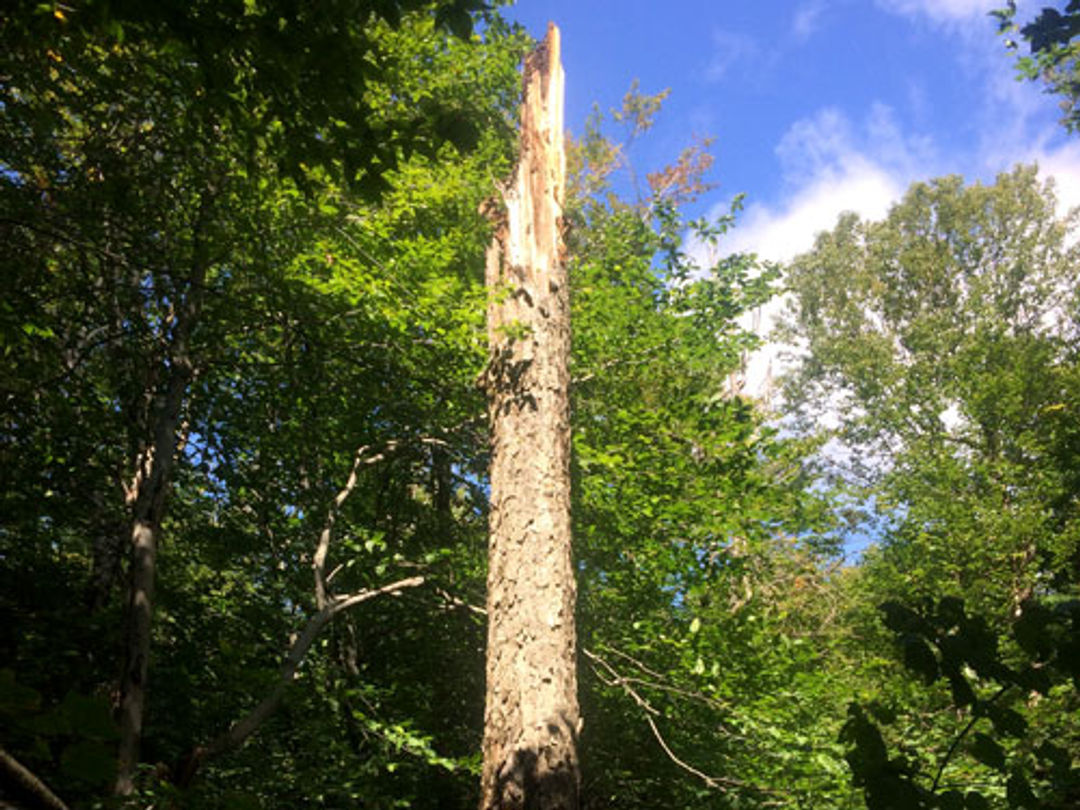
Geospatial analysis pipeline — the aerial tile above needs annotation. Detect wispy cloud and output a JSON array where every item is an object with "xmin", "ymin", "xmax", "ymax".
[
  {"xmin": 792, "ymin": 0, "xmax": 829, "ymax": 42},
  {"xmin": 703, "ymin": 1, "xmax": 1080, "ymax": 399},
  {"xmin": 875, "ymin": 0, "xmax": 998, "ymax": 25},
  {"xmin": 724, "ymin": 14, "xmax": 1080, "ymax": 265},
  {"xmin": 709, "ymin": 106, "xmax": 921, "ymax": 399},
  {"xmin": 728, "ymin": 163, "xmax": 901, "ymax": 263},
  {"xmin": 705, "ymin": 29, "xmax": 761, "ymax": 82}
]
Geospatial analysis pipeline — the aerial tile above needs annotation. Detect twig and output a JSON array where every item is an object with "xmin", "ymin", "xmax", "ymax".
[
  {"xmin": 597, "ymin": 644, "xmax": 670, "ymax": 683},
  {"xmin": 314, "ymin": 441, "xmax": 400, "ymax": 609},
  {"xmin": 931, "ymin": 684, "xmax": 1011, "ymax": 793},
  {"xmin": 432, "ymin": 585, "xmax": 487, "ymax": 617}
]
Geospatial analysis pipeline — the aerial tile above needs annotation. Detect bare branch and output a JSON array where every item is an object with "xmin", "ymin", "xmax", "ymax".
[
  {"xmin": 313, "ymin": 436, "xmax": 451, "ymax": 608},
  {"xmin": 313, "ymin": 441, "xmax": 399, "ymax": 609},
  {"xmin": 328, "ymin": 576, "xmax": 426, "ymax": 616},
  {"xmin": 596, "ymin": 644, "xmax": 670, "ymax": 683},
  {"xmin": 176, "ymin": 576, "xmax": 426, "ymax": 787},
  {"xmin": 0, "ymin": 745, "xmax": 71, "ymax": 810},
  {"xmin": 582, "ymin": 648, "xmax": 785, "ymax": 802},
  {"xmin": 432, "ymin": 585, "xmax": 488, "ymax": 618}
]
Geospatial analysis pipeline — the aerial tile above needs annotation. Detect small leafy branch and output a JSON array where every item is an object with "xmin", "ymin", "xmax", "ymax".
[{"xmin": 842, "ymin": 597, "xmax": 1080, "ymax": 809}]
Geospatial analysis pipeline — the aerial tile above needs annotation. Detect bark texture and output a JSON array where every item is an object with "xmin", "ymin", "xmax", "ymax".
[{"xmin": 480, "ymin": 24, "xmax": 579, "ymax": 810}]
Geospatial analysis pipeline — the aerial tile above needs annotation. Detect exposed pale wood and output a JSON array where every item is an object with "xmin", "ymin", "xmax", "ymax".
[{"xmin": 480, "ymin": 23, "xmax": 579, "ymax": 810}]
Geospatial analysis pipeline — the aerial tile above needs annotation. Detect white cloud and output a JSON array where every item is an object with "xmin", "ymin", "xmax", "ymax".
[
  {"xmin": 717, "ymin": 108, "xmax": 914, "ymax": 401},
  {"xmin": 1031, "ymin": 144, "xmax": 1080, "ymax": 214},
  {"xmin": 726, "ymin": 104, "xmax": 927, "ymax": 263},
  {"xmin": 730, "ymin": 163, "xmax": 900, "ymax": 263},
  {"xmin": 704, "ymin": 5, "xmax": 1080, "ymax": 401}
]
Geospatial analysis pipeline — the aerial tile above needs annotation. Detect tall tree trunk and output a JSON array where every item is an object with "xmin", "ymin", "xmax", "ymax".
[
  {"xmin": 480, "ymin": 24, "xmax": 579, "ymax": 810},
  {"xmin": 114, "ymin": 265, "xmax": 205, "ymax": 796}
]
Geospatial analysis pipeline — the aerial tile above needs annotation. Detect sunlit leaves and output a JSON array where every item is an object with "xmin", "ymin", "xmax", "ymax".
[{"xmin": 567, "ymin": 85, "xmax": 847, "ymax": 808}]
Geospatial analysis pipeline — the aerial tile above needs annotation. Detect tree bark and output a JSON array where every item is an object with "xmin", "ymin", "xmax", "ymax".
[{"xmin": 480, "ymin": 24, "xmax": 579, "ymax": 810}]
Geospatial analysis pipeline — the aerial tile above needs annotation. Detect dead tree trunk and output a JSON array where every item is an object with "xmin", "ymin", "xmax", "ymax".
[{"xmin": 480, "ymin": 24, "xmax": 579, "ymax": 810}]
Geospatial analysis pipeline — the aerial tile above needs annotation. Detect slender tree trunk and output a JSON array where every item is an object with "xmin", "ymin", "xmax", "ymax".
[
  {"xmin": 480, "ymin": 24, "xmax": 579, "ymax": 810},
  {"xmin": 114, "ymin": 265, "xmax": 205, "ymax": 796}
]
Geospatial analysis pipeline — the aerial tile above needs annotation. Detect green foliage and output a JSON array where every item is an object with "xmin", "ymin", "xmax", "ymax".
[
  {"xmin": 780, "ymin": 166, "xmax": 1080, "ymax": 622},
  {"xmin": 1, "ymin": 0, "xmax": 499, "ymax": 193},
  {"xmin": 11, "ymin": 5, "xmax": 1078, "ymax": 809},
  {"xmin": 1, "ymin": 3, "xmax": 524, "ymax": 807},
  {"xmin": 566, "ymin": 85, "xmax": 853, "ymax": 809},
  {"xmin": 0, "ymin": 671, "xmax": 119, "ymax": 794},
  {"xmin": 780, "ymin": 165, "xmax": 1080, "ymax": 809}
]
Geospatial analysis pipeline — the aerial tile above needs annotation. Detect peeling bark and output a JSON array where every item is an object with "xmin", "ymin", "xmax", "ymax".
[{"xmin": 480, "ymin": 24, "xmax": 579, "ymax": 810}]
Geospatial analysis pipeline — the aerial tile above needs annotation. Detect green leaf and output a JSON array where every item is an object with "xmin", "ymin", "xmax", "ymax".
[
  {"xmin": 0, "ymin": 669, "xmax": 42, "ymax": 715},
  {"xmin": 881, "ymin": 602, "xmax": 929, "ymax": 636},
  {"xmin": 434, "ymin": 110, "xmax": 480, "ymax": 153},
  {"xmin": 1006, "ymin": 771, "xmax": 1038, "ymax": 809},
  {"xmin": 1013, "ymin": 601, "xmax": 1054, "ymax": 658},
  {"xmin": 866, "ymin": 702, "xmax": 897, "ymax": 725},
  {"xmin": 987, "ymin": 706, "xmax": 1026, "ymax": 739},
  {"xmin": 938, "ymin": 790, "xmax": 965, "ymax": 810},
  {"xmin": 1035, "ymin": 742, "xmax": 1070, "ymax": 776},
  {"xmin": 902, "ymin": 634, "xmax": 939, "ymax": 685},
  {"xmin": 936, "ymin": 597, "xmax": 966, "ymax": 627},
  {"xmin": 841, "ymin": 704, "xmax": 888, "ymax": 775},
  {"xmin": 1016, "ymin": 665, "xmax": 1052, "ymax": 695},
  {"xmin": 969, "ymin": 733, "xmax": 1006, "ymax": 772},
  {"xmin": 435, "ymin": 5, "xmax": 473, "ymax": 40},
  {"xmin": 60, "ymin": 691, "xmax": 118, "ymax": 741},
  {"xmin": 948, "ymin": 673, "xmax": 976, "ymax": 708},
  {"xmin": 220, "ymin": 791, "xmax": 262, "ymax": 810}
]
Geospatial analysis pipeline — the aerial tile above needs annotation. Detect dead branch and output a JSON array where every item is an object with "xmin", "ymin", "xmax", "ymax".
[
  {"xmin": 174, "ymin": 576, "xmax": 426, "ymax": 787},
  {"xmin": 0, "ymin": 745, "xmax": 70, "ymax": 810},
  {"xmin": 582, "ymin": 648, "xmax": 785, "ymax": 802},
  {"xmin": 314, "ymin": 441, "xmax": 400, "ymax": 609}
]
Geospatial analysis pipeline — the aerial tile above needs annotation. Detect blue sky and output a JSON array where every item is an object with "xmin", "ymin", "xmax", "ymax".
[{"xmin": 506, "ymin": 0, "xmax": 1080, "ymax": 265}]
